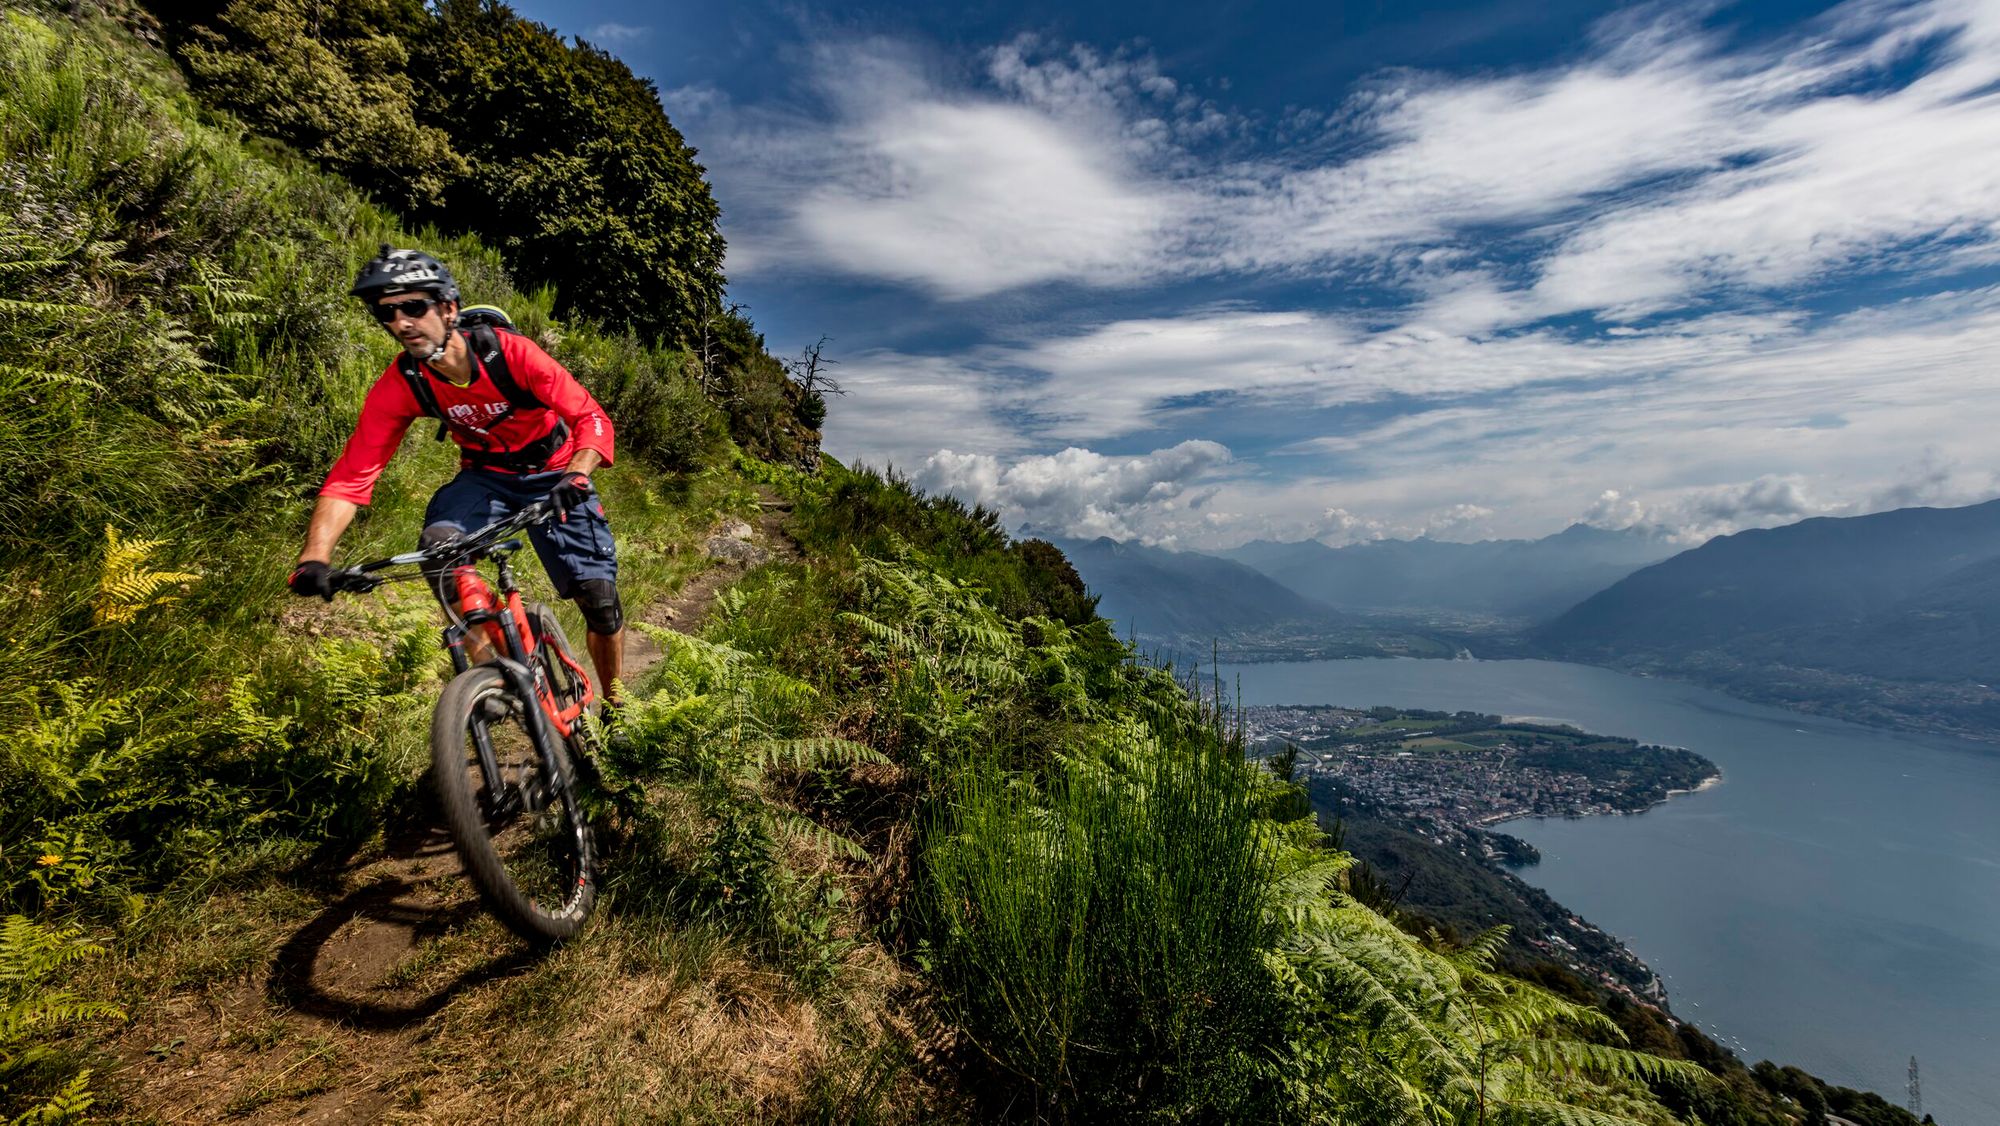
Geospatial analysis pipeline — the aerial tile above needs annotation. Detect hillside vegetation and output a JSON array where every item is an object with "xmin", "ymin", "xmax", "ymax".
[{"xmin": 0, "ymin": 4, "xmax": 1923, "ymax": 1124}]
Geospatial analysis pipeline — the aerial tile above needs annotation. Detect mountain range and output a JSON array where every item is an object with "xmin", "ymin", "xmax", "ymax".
[
  {"xmin": 1218, "ymin": 524, "xmax": 1681, "ymax": 621},
  {"xmin": 1047, "ymin": 536, "xmax": 1342, "ymax": 639},
  {"xmin": 1537, "ymin": 499, "xmax": 2000, "ymax": 658},
  {"xmin": 1044, "ymin": 536, "xmax": 1456, "ymax": 661},
  {"xmin": 1054, "ymin": 500, "xmax": 2000, "ymax": 741},
  {"xmin": 1535, "ymin": 499, "xmax": 2000, "ymax": 737}
]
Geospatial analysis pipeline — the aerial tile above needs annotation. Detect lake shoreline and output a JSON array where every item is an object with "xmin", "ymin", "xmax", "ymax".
[
  {"xmin": 1219, "ymin": 645, "xmax": 2000, "ymax": 752},
  {"xmin": 1221, "ymin": 655, "xmax": 2000, "ymax": 1123}
]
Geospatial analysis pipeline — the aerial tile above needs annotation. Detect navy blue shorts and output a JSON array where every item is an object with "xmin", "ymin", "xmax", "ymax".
[{"xmin": 422, "ymin": 469, "xmax": 617, "ymax": 598}]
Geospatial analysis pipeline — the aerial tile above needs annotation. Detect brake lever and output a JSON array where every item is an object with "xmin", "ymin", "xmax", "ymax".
[{"xmin": 331, "ymin": 569, "xmax": 385, "ymax": 595}]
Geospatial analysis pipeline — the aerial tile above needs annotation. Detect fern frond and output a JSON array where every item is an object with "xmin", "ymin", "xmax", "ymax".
[
  {"xmin": 1284, "ymin": 934, "xmax": 1469, "ymax": 1083},
  {"xmin": 8, "ymin": 1067, "xmax": 97, "ymax": 1125},
  {"xmin": 1495, "ymin": 1038, "xmax": 1714, "ymax": 1088},
  {"xmin": 0, "ymin": 364, "xmax": 105, "ymax": 394},
  {"xmin": 0, "ymin": 916, "xmax": 102, "ymax": 982},
  {"xmin": 746, "ymin": 737, "xmax": 888, "ymax": 776},
  {"xmin": 0, "ymin": 295, "xmax": 93, "ymax": 317},
  {"xmin": 0, "ymin": 916, "xmax": 125, "ymax": 1050},
  {"xmin": 1449, "ymin": 925, "xmax": 1512, "ymax": 973},
  {"xmin": 94, "ymin": 524, "xmax": 200, "ymax": 626},
  {"xmin": 768, "ymin": 810, "xmax": 870, "ymax": 862}
]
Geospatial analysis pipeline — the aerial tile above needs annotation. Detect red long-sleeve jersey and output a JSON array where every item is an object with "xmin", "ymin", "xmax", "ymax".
[{"xmin": 320, "ymin": 332, "xmax": 615, "ymax": 506}]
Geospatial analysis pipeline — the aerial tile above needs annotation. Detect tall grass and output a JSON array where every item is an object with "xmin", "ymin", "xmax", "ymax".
[{"xmin": 925, "ymin": 735, "xmax": 1279, "ymax": 1120}]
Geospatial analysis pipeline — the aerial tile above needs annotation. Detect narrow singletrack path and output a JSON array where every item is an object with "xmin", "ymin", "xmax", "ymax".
[{"xmin": 109, "ymin": 494, "xmax": 803, "ymax": 1123}]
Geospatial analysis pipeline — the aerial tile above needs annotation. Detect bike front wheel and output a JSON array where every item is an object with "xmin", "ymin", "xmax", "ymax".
[{"xmin": 431, "ymin": 665, "xmax": 596, "ymax": 944}]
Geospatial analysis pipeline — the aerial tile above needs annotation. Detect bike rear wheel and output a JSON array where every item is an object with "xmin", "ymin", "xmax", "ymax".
[{"xmin": 431, "ymin": 665, "xmax": 596, "ymax": 944}]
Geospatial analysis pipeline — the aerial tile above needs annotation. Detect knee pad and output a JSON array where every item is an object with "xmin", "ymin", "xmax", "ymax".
[{"xmin": 575, "ymin": 579, "xmax": 623, "ymax": 635}]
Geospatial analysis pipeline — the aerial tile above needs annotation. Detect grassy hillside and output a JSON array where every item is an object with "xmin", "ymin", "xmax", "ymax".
[{"xmin": 0, "ymin": 5, "xmax": 1919, "ymax": 1124}]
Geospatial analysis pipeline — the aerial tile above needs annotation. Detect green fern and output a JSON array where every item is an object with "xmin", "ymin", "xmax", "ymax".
[
  {"xmin": 9, "ymin": 1069, "xmax": 95, "ymax": 1124},
  {"xmin": 0, "ymin": 916, "xmax": 123, "ymax": 1125},
  {"xmin": 745, "ymin": 736, "xmax": 888, "ymax": 777}
]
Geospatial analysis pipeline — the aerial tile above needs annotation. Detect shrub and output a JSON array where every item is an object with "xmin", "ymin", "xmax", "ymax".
[
  {"xmin": 552, "ymin": 331, "xmax": 724, "ymax": 475},
  {"xmin": 409, "ymin": 0, "xmax": 724, "ymax": 346},
  {"xmin": 168, "ymin": 0, "xmax": 468, "ymax": 215},
  {"xmin": 600, "ymin": 627, "xmax": 882, "ymax": 984}
]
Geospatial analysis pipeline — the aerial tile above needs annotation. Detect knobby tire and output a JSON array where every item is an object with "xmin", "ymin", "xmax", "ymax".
[{"xmin": 431, "ymin": 663, "xmax": 596, "ymax": 945}]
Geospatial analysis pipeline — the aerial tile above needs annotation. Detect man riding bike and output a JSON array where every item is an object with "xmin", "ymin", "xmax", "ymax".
[{"xmin": 289, "ymin": 247, "xmax": 626, "ymax": 707}]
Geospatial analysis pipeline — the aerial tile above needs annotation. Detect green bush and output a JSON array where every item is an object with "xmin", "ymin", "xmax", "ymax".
[
  {"xmin": 170, "ymin": 0, "xmax": 467, "ymax": 215},
  {"xmin": 600, "ymin": 626, "xmax": 882, "ymax": 987},
  {"xmin": 409, "ymin": 0, "xmax": 724, "ymax": 346},
  {"xmin": 552, "ymin": 330, "xmax": 724, "ymax": 474}
]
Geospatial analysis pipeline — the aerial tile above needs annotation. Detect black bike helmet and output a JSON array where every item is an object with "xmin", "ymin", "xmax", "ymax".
[{"xmin": 350, "ymin": 245, "xmax": 460, "ymax": 304}]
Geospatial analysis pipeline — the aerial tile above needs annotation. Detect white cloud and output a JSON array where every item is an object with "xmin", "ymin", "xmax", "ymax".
[
  {"xmin": 585, "ymin": 22, "xmax": 648, "ymax": 46},
  {"xmin": 1582, "ymin": 490, "xmax": 1649, "ymax": 531},
  {"xmin": 791, "ymin": 99, "xmax": 1177, "ymax": 296},
  {"xmin": 671, "ymin": 2, "xmax": 2000, "ymax": 548},
  {"xmin": 829, "ymin": 284, "xmax": 2000, "ymax": 547},
  {"xmin": 817, "ymin": 350, "xmax": 1022, "ymax": 472},
  {"xmin": 915, "ymin": 440, "xmax": 1232, "ymax": 542},
  {"xmin": 1423, "ymin": 503, "xmax": 1497, "ymax": 538},
  {"xmin": 683, "ymin": 0, "xmax": 2000, "ymax": 316}
]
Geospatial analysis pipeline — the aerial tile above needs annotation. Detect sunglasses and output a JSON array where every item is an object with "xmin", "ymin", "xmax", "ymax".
[{"xmin": 370, "ymin": 296, "xmax": 439, "ymax": 322}]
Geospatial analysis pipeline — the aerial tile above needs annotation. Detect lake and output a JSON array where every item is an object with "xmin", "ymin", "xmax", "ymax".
[{"xmin": 1216, "ymin": 657, "xmax": 2000, "ymax": 1125}]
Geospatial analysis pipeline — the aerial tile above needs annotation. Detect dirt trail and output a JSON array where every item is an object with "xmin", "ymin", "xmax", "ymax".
[{"xmin": 111, "ymin": 494, "xmax": 802, "ymax": 1123}]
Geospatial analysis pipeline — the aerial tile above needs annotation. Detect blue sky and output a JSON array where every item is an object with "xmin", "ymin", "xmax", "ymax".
[{"xmin": 514, "ymin": 0, "xmax": 2000, "ymax": 548}]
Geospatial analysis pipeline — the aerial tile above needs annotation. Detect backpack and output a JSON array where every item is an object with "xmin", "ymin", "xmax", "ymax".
[{"xmin": 396, "ymin": 310, "xmax": 570, "ymax": 472}]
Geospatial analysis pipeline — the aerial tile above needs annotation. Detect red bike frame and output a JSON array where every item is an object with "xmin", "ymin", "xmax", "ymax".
[{"xmin": 443, "ymin": 556, "xmax": 595, "ymax": 739}]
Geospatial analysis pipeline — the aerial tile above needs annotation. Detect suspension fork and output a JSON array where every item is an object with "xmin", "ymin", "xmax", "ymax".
[{"xmin": 450, "ymin": 649, "xmax": 571, "ymax": 816}]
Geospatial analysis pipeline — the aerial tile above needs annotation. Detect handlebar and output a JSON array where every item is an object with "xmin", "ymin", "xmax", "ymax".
[{"xmin": 325, "ymin": 499, "xmax": 559, "ymax": 596}]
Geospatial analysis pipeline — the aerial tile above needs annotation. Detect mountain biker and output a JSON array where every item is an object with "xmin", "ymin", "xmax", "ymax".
[{"xmin": 288, "ymin": 247, "xmax": 626, "ymax": 706}]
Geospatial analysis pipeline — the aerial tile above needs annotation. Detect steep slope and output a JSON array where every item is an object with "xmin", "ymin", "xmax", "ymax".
[
  {"xmin": 1539, "ymin": 499, "xmax": 2000, "ymax": 660},
  {"xmin": 1223, "ymin": 524, "xmax": 1680, "ymax": 620},
  {"xmin": 1736, "ymin": 553, "xmax": 2000, "ymax": 682}
]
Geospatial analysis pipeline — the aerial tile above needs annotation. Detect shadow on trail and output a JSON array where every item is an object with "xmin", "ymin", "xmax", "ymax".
[{"xmin": 268, "ymin": 853, "xmax": 540, "ymax": 1030}]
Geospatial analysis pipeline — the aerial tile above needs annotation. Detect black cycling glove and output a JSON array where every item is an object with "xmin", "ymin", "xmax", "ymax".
[
  {"xmin": 288, "ymin": 561, "xmax": 335, "ymax": 602},
  {"xmin": 549, "ymin": 472, "xmax": 594, "ymax": 520}
]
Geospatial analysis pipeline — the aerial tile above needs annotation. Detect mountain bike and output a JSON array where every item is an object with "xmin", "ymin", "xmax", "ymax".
[{"xmin": 327, "ymin": 500, "xmax": 599, "ymax": 943}]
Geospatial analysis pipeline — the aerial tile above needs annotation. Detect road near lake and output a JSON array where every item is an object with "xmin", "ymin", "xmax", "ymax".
[{"xmin": 1218, "ymin": 657, "xmax": 2000, "ymax": 1125}]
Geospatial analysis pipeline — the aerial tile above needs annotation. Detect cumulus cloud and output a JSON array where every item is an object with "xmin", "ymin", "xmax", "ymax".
[
  {"xmin": 1422, "ymin": 503, "xmax": 1496, "ymax": 538},
  {"xmin": 915, "ymin": 440, "xmax": 1232, "ymax": 542},
  {"xmin": 1581, "ymin": 490, "xmax": 1649, "ymax": 531},
  {"xmin": 811, "ymin": 282, "xmax": 2000, "ymax": 546}
]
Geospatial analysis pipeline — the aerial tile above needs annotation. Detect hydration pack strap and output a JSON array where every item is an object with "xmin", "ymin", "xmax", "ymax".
[{"xmin": 396, "ymin": 325, "xmax": 561, "ymax": 468}]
